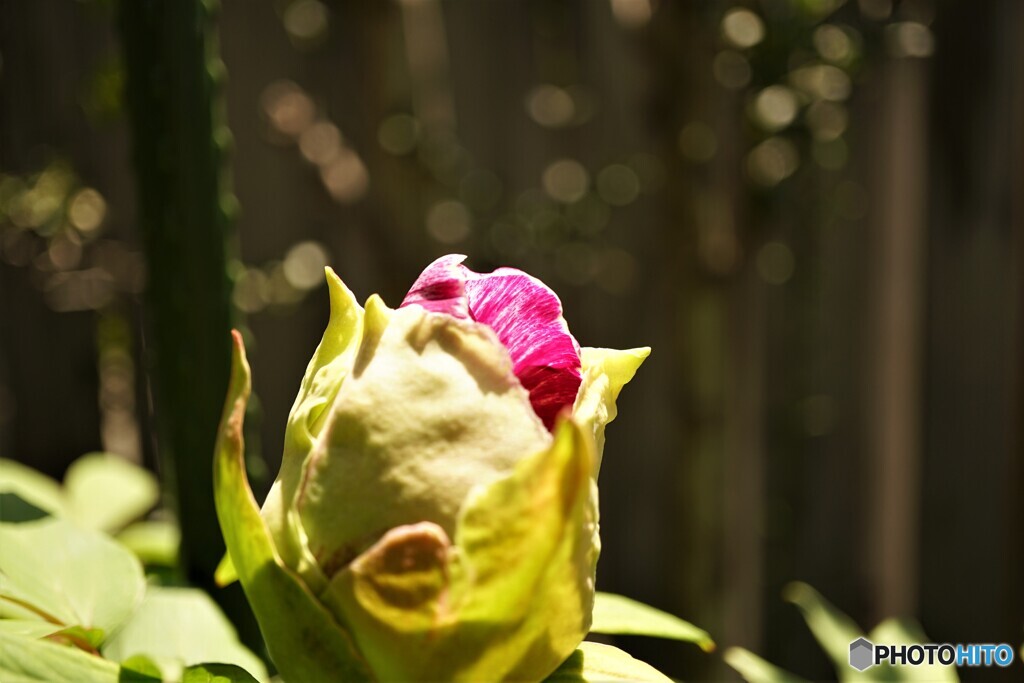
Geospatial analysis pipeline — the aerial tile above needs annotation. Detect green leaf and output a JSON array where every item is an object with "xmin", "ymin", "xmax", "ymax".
[
  {"xmin": 0, "ymin": 517, "xmax": 145, "ymax": 635},
  {"xmin": 64, "ymin": 453, "xmax": 159, "ymax": 533},
  {"xmin": 0, "ymin": 630, "xmax": 120, "ymax": 683},
  {"xmin": 544, "ymin": 642, "xmax": 673, "ymax": 682},
  {"xmin": 724, "ymin": 647, "xmax": 810, "ymax": 683},
  {"xmin": 116, "ymin": 520, "xmax": 181, "ymax": 567},
  {"xmin": 590, "ymin": 591, "xmax": 714, "ymax": 651},
  {"xmin": 182, "ymin": 663, "xmax": 261, "ymax": 683},
  {"xmin": 102, "ymin": 586, "xmax": 266, "ymax": 682},
  {"xmin": 0, "ymin": 458, "xmax": 65, "ymax": 517},
  {"xmin": 0, "ymin": 619, "xmax": 63, "ymax": 639},
  {"xmin": 868, "ymin": 619, "xmax": 959, "ymax": 682},
  {"xmin": 783, "ymin": 581, "xmax": 866, "ymax": 681},
  {"xmin": 214, "ymin": 331, "xmax": 373, "ymax": 682},
  {"xmin": 119, "ymin": 655, "xmax": 163, "ymax": 681}
]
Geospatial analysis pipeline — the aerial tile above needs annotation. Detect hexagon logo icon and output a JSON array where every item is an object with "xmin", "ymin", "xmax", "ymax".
[{"xmin": 849, "ymin": 637, "xmax": 874, "ymax": 671}]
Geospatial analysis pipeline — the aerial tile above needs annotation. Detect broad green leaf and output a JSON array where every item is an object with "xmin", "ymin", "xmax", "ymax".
[
  {"xmin": 0, "ymin": 630, "xmax": 120, "ymax": 683},
  {"xmin": 102, "ymin": 586, "xmax": 266, "ymax": 682},
  {"xmin": 321, "ymin": 418, "xmax": 597, "ymax": 682},
  {"xmin": 0, "ymin": 619, "xmax": 62, "ymax": 638},
  {"xmin": 544, "ymin": 641, "xmax": 673, "ymax": 682},
  {"xmin": 214, "ymin": 331, "xmax": 373, "ymax": 682},
  {"xmin": 590, "ymin": 591, "xmax": 714, "ymax": 651},
  {"xmin": 64, "ymin": 453, "xmax": 159, "ymax": 533},
  {"xmin": 0, "ymin": 458, "xmax": 65, "ymax": 517},
  {"xmin": 183, "ymin": 663, "xmax": 261, "ymax": 683},
  {"xmin": 724, "ymin": 647, "xmax": 810, "ymax": 683},
  {"xmin": 783, "ymin": 581, "xmax": 866, "ymax": 681},
  {"xmin": 116, "ymin": 520, "xmax": 181, "ymax": 567},
  {"xmin": 869, "ymin": 619, "xmax": 959, "ymax": 682},
  {"xmin": 0, "ymin": 517, "xmax": 144, "ymax": 635}
]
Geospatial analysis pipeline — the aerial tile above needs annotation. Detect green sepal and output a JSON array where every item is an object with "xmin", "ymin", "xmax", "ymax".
[
  {"xmin": 320, "ymin": 418, "xmax": 598, "ymax": 682},
  {"xmin": 573, "ymin": 347, "xmax": 650, "ymax": 469},
  {"xmin": 213, "ymin": 330, "xmax": 373, "ymax": 682},
  {"xmin": 543, "ymin": 642, "xmax": 673, "ymax": 682},
  {"xmin": 590, "ymin": 592, "xmax": 714, "ymax": 652},
  {"xmin": 260, "ymin": 268, "xmax": 365, "ymax": 585}
]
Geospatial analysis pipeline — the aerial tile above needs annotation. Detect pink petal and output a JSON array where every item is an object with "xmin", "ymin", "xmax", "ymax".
[{"xmin": 402, "ymin": 255, "xmax": 582, "ymax": 430}]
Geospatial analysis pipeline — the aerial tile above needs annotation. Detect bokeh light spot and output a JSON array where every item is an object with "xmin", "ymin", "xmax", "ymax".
[
  {"xmin": 610, "ymin": 0, "xmax": 653, "ymax": 29},
  {"xmin": 721, "ymin": 8, "xmax": 765, "ymax": 49},
  {"xmin": 713, "ymin": 50, "xmax": 752, "ymax": 90},
  {"xmin": 526, "ymin": 85, "xmax": 575, "ymax": 128},
  {"xmin": 542, "ymin": 159, "xmax": 590, "ymax": 204},
  {"xmin": 886, "ymin": 22, "xmax": 934, "ymax": 58},
  {"xmin": 756, "ymin": 241, "xmax": 795, "ymax": 285},
  {"xmin": 678, "ymin": 122, "xmax": 718, "ymax": 162},
  {"xmin": 377, "ymin": 114, "xmax": 421, "ymax": 155},
  {"xmin": 262, "ymin": 81, "xmax": 316, "ymax": 138},
  {"xmin": 753, "ymin": 85, "xmax": 799, "ymax": 131},
  {"xmin": 813, "ymin": 24, "xmax": 854, "ymax": 63},
  {"xmin": 747, "ymin": 138, "xmax": 799, "ymax": 186},
  {"xmin": 320, "ymin": 148, "xmax": 369, "ymax": 203},
  {"xmin": 299, "ymin": 121, "xmax": 341, "ymax": 166},
  {"xmin": 283, "ymin": 241, "xmax": 330, "ymax": 290},
  {"xmin": 283, "ymin": 0, "xmax": 329, "ymax": 45},
  {"xmin": 596, "ymin": 164, "xmax": 640, "ymax": 206},
  {"xmin": 68, "ymin": 188, "xmax": 106, "ymax": 233},
  {"xmin": 426, "ymin": 199, "xmax": 472, "ymax": 244},
  {"xmin": 806, "ymin": 101, "xmax": 848, "ymax": 141},
  {"xmin": 789, "ymin": 65, "xmax": 852, "ymax": 102}
]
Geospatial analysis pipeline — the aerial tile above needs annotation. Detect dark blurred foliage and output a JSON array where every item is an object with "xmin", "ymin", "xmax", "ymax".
[{"xmin": 1, "ymin": 0, "xmax": 1022, "ymax": 679}]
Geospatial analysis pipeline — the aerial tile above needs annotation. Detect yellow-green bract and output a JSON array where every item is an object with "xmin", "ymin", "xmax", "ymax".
[{"xmin": 214, "ymin": 266, "xmax": 648, "ymax": 682}]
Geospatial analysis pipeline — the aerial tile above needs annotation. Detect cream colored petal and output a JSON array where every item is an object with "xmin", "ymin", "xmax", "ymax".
[{"xmin": 295, "ymin": 303, "xmax": 551, "ymax": 576}]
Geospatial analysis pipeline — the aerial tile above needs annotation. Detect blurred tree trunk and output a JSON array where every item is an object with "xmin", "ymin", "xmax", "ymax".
[
  {"xmin": 864, "ymin": 55, "xmax": 929, "ymax": 622},
  {"xmin": 919, "ymin": 0, "xmax": 1024, "ymax": 665}
]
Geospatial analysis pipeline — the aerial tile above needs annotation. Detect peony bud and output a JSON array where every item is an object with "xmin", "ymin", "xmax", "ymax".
[{"xmin": 214, "ymin": 256, "xmax": 649, "ymax": 682}]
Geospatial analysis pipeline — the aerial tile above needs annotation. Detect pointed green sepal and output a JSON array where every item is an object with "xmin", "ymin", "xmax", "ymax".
[
  {"xmin": 573, "ymin": 347, "xmax": 650, "ymax": 468},
  {"xmin": 213, "ymin": 330, "xmax": 372, "ymax": 682}
]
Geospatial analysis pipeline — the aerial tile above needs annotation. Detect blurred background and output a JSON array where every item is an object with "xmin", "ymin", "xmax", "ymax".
[{"xmin": 1, "ymin": 0, "xmax": 1022, "ymax": 679}]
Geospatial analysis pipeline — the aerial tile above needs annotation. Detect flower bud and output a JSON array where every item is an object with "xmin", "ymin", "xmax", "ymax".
[{"xmin": 214, "ymin": 256, "xmax": 649, "ymax": 681}]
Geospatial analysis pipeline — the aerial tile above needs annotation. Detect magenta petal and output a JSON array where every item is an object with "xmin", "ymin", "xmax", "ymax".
[
  {"xmin": 401, "ymin": 255, "xmax": 582, "ymax": 430},
  {"xmin": 401, "ymin": 254, "xmax": 471, "ymax": 319}
]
